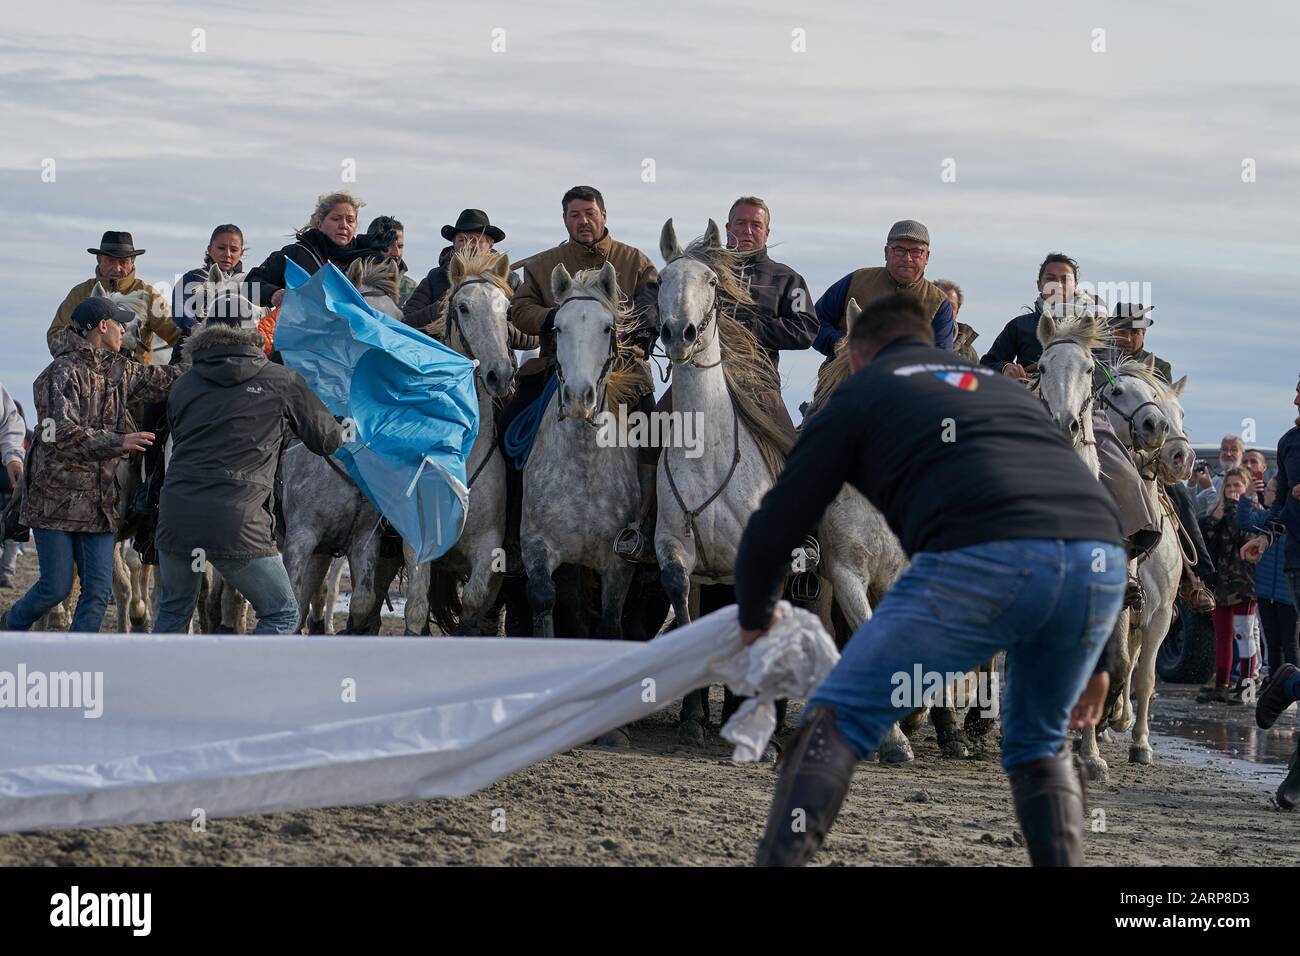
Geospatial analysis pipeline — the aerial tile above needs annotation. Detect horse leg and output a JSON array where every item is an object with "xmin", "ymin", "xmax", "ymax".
[
  {"xmin": 1130, "ymin": 607, "xmax": 1172, "ymax": 764},
  {"xmin": 459, "ymin": 559, "xmax": 504, "ymax": 637},
  {"xmin": 931, "ymin": 703, "xmax": 971, "ymax": 759},
  {"xmin": 403, "ymin": 545, "xmax": 431, "ymax": 636},
  {"xmin": 323, "ymin": 557, "xmax": 344, "ymax": 635},
  {"xmin": 281, "ymin": 535, "xmax": 320, "ymax": 634},
  {"xmin": 112, "ymin": 543, "xmax": 132, "ymax": 632},
  {"xmin": 344, "ymin": 546, "xmax": 380, "ymax": 635},
  {"xmin": 877, "ymin": 722, "xmax": 915, "ymax": 763},
  {"xmin": 1078, "ymin": 721, "xmax": 1109, "ymax": 783},
  {"xmin": 659, "ymin": 551, "xmax": 708, "ymax": 745},
  {"xmin": 300, "ymin": 554, "xmax": 333, "ymax": 634},
  {"xmin": 523, "ymin": 540, "xmax": 559, "ymax": 639}
]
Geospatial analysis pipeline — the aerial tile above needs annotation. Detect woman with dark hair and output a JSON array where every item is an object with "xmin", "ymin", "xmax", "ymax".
[
  {"xmin": 243, "ymin": 192, "xmax": 395, "ymax": 307},
  {"xmin": 172, "ymin": 224, "xmax": 246, "ymax": 332},
  {"xmin": 980, "ymin": 252, "xmax": 1080, "ymax": 378}
]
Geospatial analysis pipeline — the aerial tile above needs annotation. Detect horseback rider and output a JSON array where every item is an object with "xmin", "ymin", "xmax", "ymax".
[
  {"xmin": 498, "ymin": 186, "xmax": 660, "ymax": 576},
  {"xmin": 736, "ymin": 293, "xmax": 1128, "ymax": 867},
  {"xmin": 48, "ymin": 231, "xmax": 181, "ymax": 364},
  {"xmin": 402, "ymin": 209, "xmax": 508, "ymax": 330},
  {"xmin": 1099, "ymin": 303, "xmax": 1216, "ymax": 612},
  {"xmin": 932, "ymin": 279, "xmax": 980, "ymax": 362},
  {"xmin": 364, "ymin": 216, "xmax": 419, "ymax": 308},
  {"xmin": 812, "ymin": 219, "xmax": 955, "ymax": 356}
]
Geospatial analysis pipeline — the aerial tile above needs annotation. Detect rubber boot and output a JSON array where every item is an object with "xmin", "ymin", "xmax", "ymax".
[
  {"xmin": 1278, "ymin": 739, "xmax": 1300, "ymax": 811},
  {"xmin": 755, "ymin": 705, "xmax": 857, "ymax": 866},
  {"xmin": 1005, "ymin": 750, "xmax": 1086, "ymax": 866},
  {"xmin": 614, "ymin": 464, "xmax": 658, "ymax": 564}
]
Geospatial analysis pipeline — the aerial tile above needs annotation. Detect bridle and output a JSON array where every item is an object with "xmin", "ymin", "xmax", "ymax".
[
  {"xmin": 1036, "ymin": 339, "xmax": 1096, "ymax": 449},
  {"xmin": 662, "ymin": 259, "xmax": 723, "ymax": 372},
  {"xmin": 552, "ymin": 295, "xmax": 618, "ymax": 426},
  {"xmin": 1094, "ymin": 367, "xmax": 1164, "ymax": 452},
  {"xmin": 446, "ymin": 277, "xmax": 512, "ymax": 486}
]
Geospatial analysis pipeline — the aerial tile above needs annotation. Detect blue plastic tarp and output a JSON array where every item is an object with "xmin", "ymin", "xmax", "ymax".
[{"xmin": 273, "ymin": 261, "xmax": 478, "ymax": 564}]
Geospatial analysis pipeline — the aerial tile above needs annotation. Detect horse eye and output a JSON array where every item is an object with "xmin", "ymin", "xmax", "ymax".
[
  {"xmin": 458, "ymin": 302, "xmax": 468, "ymax": 313},
  {"xmin": 604, "ymin": 325, "xmax": 613, "ymax": 335}
]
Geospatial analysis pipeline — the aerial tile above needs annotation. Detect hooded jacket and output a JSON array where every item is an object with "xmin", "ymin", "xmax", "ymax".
[
  {"xmin": 48, "ymin": 271, "xmax": 180, "ymax": 364},
  {"xmin": 243, "ymin": 228, "xmax": 390, "ymax": 307},
  {"xmin": 21, "ymin": 329, "xmax": 182, "ymax": 533},
  {"xmin": 156, "ymin": 322, "xmax": 342, "ymax": 560}
]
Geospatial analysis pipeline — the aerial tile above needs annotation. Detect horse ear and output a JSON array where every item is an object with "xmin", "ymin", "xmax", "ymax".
[
  {"xmin": 551, "ymin": 263, "xmax": 573, "ymax": 302},
  {"xmin": 704, "ymin": 219, "xmax": 723, "ymax": 249},
  {"xmin": 1142, "ymin": 353, "xmax": 1156, "ymax": 370},
  {"xmin": 845, "ymin": 297, "xmax": 862, "ymax": 336},
  {"xmin": 208, "ymin": 263, "xmax": 226, "ymax": 284},
  {"xmin": 1036, "ymin": 310, "xmax": 1058, "ymax": 348},
  {"xmin": 91, "ymin": 282, "xmax": 108, "ymax": 298},
  {"xmin": 345, "ymin": 259, "xmax": 362, "ymax": 285},
  {"xmin": 660, "ymin": 219, "xmax": 681, "ymax": 262},
  {"xmin": 1172, "ymin": 375, "xmax": 1188, "ymax": 397},
  {"xmin": 448, "ymin": 253, "xmax": 466, "ymax": 286},
  {"xmin": 597, "ymin": 261, "xmax": 619, "ymax": 304},
  {"xmin": 491, "ymin": 252, "xmax": 510, "ymax": 281},
  {"xmin": 384, "ymin": 258, "xmax": 400, "ymax": 282}
]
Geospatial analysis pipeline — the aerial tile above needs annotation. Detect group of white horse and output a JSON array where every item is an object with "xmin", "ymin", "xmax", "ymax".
[{"xmin": 64, "ymin": 226, "xmax": 1196, "ymax": 778}]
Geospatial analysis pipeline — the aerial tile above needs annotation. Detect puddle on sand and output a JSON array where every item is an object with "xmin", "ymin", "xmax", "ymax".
[{"xmin": 1142, "ymin": 685, "xmax": 1296, "ymax": 791}]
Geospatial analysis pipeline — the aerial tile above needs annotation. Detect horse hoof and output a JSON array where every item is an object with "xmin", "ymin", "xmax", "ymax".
[
  {"xmin": 594, "ymin": 728, "xmax": 631, "ymax": 748},
  {"xmin": 676, "ymin": 721, "xmax": 705, "ymax": 747},
  {"xmin": 1129, "ymin": 745, "xmax": 1153, "ymax": 765},
  {"xmin": 940, "ymin": 737, "xmax": 971, "ymax": 759},
  {"xmin": 1083, "ymin": 757, "xmax": 1110, "ymax": 784},
  {"xmin": 879, "ymin": 739, "xmax": 914, "ymax": 764},
  {"xmin": 1109, "ymin": 715, "xmax": 1134, "ymax": 734}
]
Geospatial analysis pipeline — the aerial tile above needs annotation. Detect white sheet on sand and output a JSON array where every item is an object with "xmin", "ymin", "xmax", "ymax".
[{"xmin": 0, "ymin": 603, "xmax": 837, "ymax": 833}]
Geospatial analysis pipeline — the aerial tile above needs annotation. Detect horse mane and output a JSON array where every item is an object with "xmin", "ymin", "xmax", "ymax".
[
  {"xmin": 346, "ymin": 257, "xmax": 400, "ymax": 302},
  {"xmin": 808, "ymin": 342, "xmax": 852, "ymax": 422},
  {"xmin": 671, "ymin": 236, "xmax": 790, "ymax": 477},
  {"xmin": 430, "ymin": 251, "xmax": 514, "ymax": 339},
  {"xmin": 1042, "ymin": 312, "xmax": 1111, "ymax": 354},
  {"xmin": 1114, "ymin": 356, "xmax": 1176, "ymax": 403},
  {"xmin": 94, "ymin": 286, "xmax": 151, "ymax": 321}
]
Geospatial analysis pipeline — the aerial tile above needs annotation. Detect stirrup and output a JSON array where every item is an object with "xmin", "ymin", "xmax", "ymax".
[
  {"xmin": 1124, "ymin": 577, "xmax": 1145, "ymax": 612},
  {"xmin": 613, "ymin": 526, "xmax": 656, "ymax": 564},
  {"xmin": 793, "ymin": 535, "xmax": 821, "ymax": 573},
  {"xmin": 786, "ymin": 571, "xmax": 821, "ymax": 604}
]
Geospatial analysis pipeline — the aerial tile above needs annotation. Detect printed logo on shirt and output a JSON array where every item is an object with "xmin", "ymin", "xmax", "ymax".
[
  {"xmin": 246, "ymin": 385, "xmax": 264, "ymax": 394},
  {"xmin": 933, "ymin": 371, "xmax": 980, "ymax": 391},
  {"xmin": 893, "ymin": 362, "xmax": 994, "ymax": 380}
]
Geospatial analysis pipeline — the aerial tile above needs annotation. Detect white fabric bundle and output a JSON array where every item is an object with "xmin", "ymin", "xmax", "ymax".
[{"xmin": 0, "ymin": 602, "xmax": 836, "ymax": 833}]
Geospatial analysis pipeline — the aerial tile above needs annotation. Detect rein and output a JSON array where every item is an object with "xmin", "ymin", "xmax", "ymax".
[{"xmin": 662, "ymin": 396, "xmax": 741, "ymax": 575}]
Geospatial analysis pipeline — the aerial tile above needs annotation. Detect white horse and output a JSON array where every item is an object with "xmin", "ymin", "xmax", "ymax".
[
  {"xmin": 1099, "ymin": 357, "xmax": 1188, "ymax": 765},
  {"xmin": 1034, "ymin": 306, "xmax": 1139, "ymax": 782},
  {"xmin": 520, "ymin": 262, "xmax": 640, "ymax": 640},
  {"xmin": 401, "ymin": 251, "xmax": 515, "ymax": 636}
]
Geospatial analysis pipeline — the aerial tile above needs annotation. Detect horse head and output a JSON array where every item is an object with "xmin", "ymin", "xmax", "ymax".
[
  {"xmin": 1154, "ymin": 375, "xmax": 1193, "ymax": 481},
  {"xmin": 445, "ymin": 250, "xmax": 515, "ymax": 400},
  {"xmin": 347, "ymin": 257, "xmax": 403, "ymax": 321},
  {"xmin": 90, "ymin": 282, "xmax": 153, "ymax": 359},
  {"xmin": 657, "ymin": 218, "xmax": 728, "ymax": 366},
  {"xmin": 1035, "ymin": 306, "xmax": 1105, "ymax": 446},
  {"xmin": 550, "ymin": 261, "xmax": 622, "ymax": 423},
  {"xmin": 192, "ymin": 263, "xmax": 267, "ymax": 330},
  {"xmin": 1101, "ymin": 355, "xmax": 1173, "ymax": 456}
]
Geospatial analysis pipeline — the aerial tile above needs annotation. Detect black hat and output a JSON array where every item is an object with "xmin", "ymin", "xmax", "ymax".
[
  {"xmin": 87, "ymin": 231, "xmax": 145, "ymax": 258},
  {"xmin": 70, "ymin": 297, "xmax": 136, "ymax": 332},
  {"xmin": 1109, "ymin": 303, "xmax": 1154, "ymax": 330},
  {"xmin": 441, "ymin": 209, "xmax": 505, "ymax": 243}
]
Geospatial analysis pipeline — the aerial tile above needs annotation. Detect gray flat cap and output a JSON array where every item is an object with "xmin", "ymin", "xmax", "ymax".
[{"xmin": 887, "ymin": 220, "xmax": 930, "ymax": 245}]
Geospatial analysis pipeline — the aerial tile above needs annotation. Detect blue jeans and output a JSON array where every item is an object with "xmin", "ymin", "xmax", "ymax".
[
  {"xmin": 807, "ymin": 538, "xmax": 1126, "ymax": 770},
  {"xmin": 154, "ymin": 551, "xmax": 300, "ymax": 635},
  {"xmin": 3, "ymin": 529, "xmax": 117, "ymax": 632}
]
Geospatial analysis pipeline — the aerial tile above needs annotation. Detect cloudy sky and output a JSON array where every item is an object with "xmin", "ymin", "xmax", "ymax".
[{"xmin": 2, "ymin": 0, "xmax": 1297, "ymax": 445}]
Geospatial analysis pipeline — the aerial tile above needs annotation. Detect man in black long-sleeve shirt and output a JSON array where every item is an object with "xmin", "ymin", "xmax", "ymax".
[{"xmin": 736, "ymin": 294, "xmax": 1127, "ymax": 868}]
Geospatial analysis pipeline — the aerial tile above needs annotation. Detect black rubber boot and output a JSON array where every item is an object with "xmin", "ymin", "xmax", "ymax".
[
  {"xmin": 755, "ymin": 705, "xmax": 857, "ymax": 867},
  {"xmin": 1006, "ymin": 751, "xmax": 1086, "ymax": 866},
  {"xmin": 1278, "ymin": 740, "xmax": 1300, "ymax": 811},
  {"xmin": 1256, "ymin": 663, "xmax": 1299, "ymax": 729}
]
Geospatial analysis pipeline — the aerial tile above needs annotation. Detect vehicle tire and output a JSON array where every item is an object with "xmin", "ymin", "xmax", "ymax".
[{"xmin": 1158, "ymin": 600, "xmax": 1216, "ymax": 683}]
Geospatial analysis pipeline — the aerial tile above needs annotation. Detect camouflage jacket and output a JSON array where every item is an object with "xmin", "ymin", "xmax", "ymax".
[{"xmin": 20, "ymin": 328, "xmax": 182, "ymax": 533}]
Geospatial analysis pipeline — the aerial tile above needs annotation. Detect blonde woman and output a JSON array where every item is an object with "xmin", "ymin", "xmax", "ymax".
[{"xmin": 244, "ymin": 191, "xmax": 395, "ymax": 307}]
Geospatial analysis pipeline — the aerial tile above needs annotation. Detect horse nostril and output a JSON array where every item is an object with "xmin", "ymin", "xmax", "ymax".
[
  {"xmin": 683, "ymin": 324, "xmax": 697, "ymax": 343},
  {"xmin": 584, "ymin": 386, "xmax": 597, "ymax": 408},
  {"xmin": 660, "ymin": 326, "xmax": 672, "ymax": 343},
  {"xmin": 485, "ymin": 370, "xmax": 499, "ymax": 391}
]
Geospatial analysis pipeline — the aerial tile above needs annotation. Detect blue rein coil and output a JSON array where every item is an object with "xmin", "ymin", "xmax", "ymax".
[{"xmin": 503, "ymin": 374, "xmax": 559, "ymax": 471}]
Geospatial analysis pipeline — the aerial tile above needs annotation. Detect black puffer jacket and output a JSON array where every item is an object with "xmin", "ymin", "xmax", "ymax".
[
  {"xmin": 244, "ymin": 228, "xmax": 392, "ymax": 306},
  {"xmin": 157, "ymin": 322, "xmax": 342, "ymax": 559},
  {"xmin": 401, "ymin": 245, "xmax": 455, "ymax": 330}
]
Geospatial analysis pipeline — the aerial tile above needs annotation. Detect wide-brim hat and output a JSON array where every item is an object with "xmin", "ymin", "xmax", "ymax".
[
  {"xmin": 441, "ymin": 209, "xmax": 505, "ymax": 243},
  {"xmin": 1109, "ymin": 303, "xmax": 1154, "ymax": 329},
  {"xmin": 87, "ymin": 230, "xmax": 144, "ymax": 258}
]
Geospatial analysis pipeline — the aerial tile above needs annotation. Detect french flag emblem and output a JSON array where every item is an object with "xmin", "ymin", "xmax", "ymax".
[{"xmin": 934, "ymin": 371, "xmax": 979, "ymax": 391}]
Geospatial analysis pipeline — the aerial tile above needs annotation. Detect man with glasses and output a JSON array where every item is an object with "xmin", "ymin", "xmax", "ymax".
[
  {"xmin": 2, "ymin": 299, "xmax": 182, "ymax": 632},
  {"xmin": 813, "ymin": 220, "xmax": 954, "ymax": 356}
]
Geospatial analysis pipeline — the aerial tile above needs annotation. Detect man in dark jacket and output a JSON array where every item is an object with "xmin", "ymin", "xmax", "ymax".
[
  {"xmin": 402, "ymin": 209, "xmax": 507, "ymax": 331},
  {"xmin": 3, "ymin": 300, "xmax": 182, "ymax": 632},
  {"xmin": 153, "ymin": 313, "xmax": 343, "ymax": 634},
  {"xmin": 736, "ymin": 294, "xmax": 1126, "ymax": 867}
]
